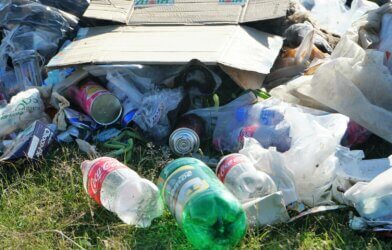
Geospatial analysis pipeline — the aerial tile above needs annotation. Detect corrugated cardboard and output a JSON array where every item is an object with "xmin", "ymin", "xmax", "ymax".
[
  {"xmin": 84, "ymin": 0, "xmax": 289, "ymax": 25},
  {"xmin": 48, "ymin": 25, "xmax": 283, "ymax": 76}
]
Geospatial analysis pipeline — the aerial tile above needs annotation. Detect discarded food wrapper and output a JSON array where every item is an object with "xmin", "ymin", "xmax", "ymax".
[{"xmin": 0, "ymin": 121, "xmax": 56, "ymax": 161}]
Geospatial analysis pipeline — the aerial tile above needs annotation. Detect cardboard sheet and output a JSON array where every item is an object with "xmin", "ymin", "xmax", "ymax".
[
  {"xmin": 84, "ymin": 0, "xmax": 290, "ymax": 25},
  {"xmin": 48, "ymin": 25, "xmax": 283, "ymax": 75}
]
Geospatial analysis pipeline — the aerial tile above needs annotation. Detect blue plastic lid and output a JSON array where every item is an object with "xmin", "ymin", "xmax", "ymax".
[{"xmin": 122, "ymin": 109, "xmax": 138, "ymax": 128}]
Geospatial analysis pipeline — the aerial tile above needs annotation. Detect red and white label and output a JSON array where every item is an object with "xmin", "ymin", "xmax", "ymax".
[
  {"xmin": 87, "ymin": 157, "xmax": 127, "ymax": 205},
  {"xmin": 238, "ymin": 125, "xmax": 258, "ymax": 144},
  {"xmin": 216, "ymin": 154, "xmax": 248, "ymax": 182}
]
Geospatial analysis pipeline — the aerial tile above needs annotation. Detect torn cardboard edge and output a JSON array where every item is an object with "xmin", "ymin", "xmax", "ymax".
[
  {"xmin": 84, "ymin": 0, "xmax": 290, "ymax": 25},
  {"xmin": 48, "ymin": 25, "xmax": 283, "ymax": 89}
]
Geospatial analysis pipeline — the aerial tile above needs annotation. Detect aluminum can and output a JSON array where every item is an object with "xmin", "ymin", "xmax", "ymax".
[{"xmin": 68, "ymin": 80, "xmax": 122, "ymax": 125}]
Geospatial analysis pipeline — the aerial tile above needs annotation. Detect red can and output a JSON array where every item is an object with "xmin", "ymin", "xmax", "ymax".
[{"xmin": 69, "ymin": 80, "xmax": 122, "ymax": 125}]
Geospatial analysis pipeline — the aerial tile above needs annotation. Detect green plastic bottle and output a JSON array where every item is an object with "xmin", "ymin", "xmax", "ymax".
[{"xmin": 158, "ymin": 157, "xmax": 247, "ymax": 249}]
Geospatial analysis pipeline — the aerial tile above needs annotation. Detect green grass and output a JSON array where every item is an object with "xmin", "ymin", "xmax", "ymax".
[{"xmin": 0, "ymin": 145, "xmax": 391, "ymax": 249}]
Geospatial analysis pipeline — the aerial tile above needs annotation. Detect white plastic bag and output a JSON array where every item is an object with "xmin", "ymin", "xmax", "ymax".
[
  {"xmin": 238, "ymin": 100, "xmax": 349, "ymax": 207},
  {"xmin": 298, "ymin": 37, "xmax": 392, "ymax": 143},
  {"xmin": 308, "ymin": 0, "xmax": 378, "ymax": 36},
  {"xmin": 240, "ymin": 138, "xmax": 298, "ymax": 206},
  {"xmin": 0, "ymin": 88, "xmax": 45, "ymax": 138},
  {"xmin": 344, "ymin": 168, "xmax": 392, "ymax": 222}
]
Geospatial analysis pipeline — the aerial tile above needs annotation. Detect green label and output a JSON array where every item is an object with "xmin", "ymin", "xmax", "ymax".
[{"xmin": 160, "ymin": 159, "xmax": 213, "ymax": 224}]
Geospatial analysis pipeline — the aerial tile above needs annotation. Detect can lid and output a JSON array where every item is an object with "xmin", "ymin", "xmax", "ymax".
[
  {"xmin": 91, "ymin": 93, "xmax": 123, "ymax": 125},
  {"xmin": 169, "ymin": 128, "xmax": 200, "ymax": 156}
]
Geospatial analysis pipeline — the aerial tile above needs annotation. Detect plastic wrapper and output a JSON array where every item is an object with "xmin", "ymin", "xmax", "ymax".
[{"xmin": 133, "ymin": 88, "xmax": 185, "ymax": 142}]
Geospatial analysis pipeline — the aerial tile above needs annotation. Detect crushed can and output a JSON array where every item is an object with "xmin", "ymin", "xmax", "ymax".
[
  {"xmin": 64, "ymin": 108, "xmax": 99, "ymax": 131},
  {"xmin": 68, "ymin": 79, "xmax": 122, "ymax": 126}
]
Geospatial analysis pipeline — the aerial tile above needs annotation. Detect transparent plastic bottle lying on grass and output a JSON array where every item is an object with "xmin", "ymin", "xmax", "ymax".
[{"xmin": 81, "ymin": 157, "xmax": 163, "ymax": 228}]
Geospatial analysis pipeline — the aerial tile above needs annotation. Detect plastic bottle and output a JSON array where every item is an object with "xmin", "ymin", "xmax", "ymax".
[
  {"xmin": 12, "ymin": 50, "xmax": 43, "ymax": 88},
  {"xmin": 213, "ymin": 106, "xmax": 291, "ymax": 152},
  {"xmin": 158, "ymin": 158, "xmax": 247, "ymax": 249},
  {"xmin": 81, "ymin": 157, "xmax": 163, "ymax": 228},
  {"xmin": 216, "ymin": 153, "xmax": 277, "ymax": 202}
]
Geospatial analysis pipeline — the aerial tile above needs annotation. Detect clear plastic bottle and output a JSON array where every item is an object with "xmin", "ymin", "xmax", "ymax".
[
  {"xmin": 81, "ymin": 157, "xmax": 163, "ymax": 228},
  {"xmin": 216, "ymin": 153, "xmax": 277, "ymax": 202},
  {"xmin": 158, "ymin": 157, "xmax": 247, "ymax": 249}
]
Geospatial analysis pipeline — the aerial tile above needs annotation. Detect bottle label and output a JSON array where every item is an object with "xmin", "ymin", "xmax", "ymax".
[
  {"xmin": 216, "ymin": 154, "xmax": 248, "ymax": 183},
  {"xmin": 69, "ymin": 81, "xmax": 110, "ymax": 116},
  {"xmin": 238, "ymin": 125, "xmax": 258, "ymax": 144},
  {"xmin": 161, "ymin": 163, "xmax": 211, "ymax": 224},
  {"xmin": 87, "ymin": 158, "xmax": 127, "ymax": 205}
]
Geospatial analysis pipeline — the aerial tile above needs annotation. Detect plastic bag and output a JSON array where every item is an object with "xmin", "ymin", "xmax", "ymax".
[
  {"xmin": 378, "ymin": 13, "xmax": 392, "ymax": 72},
  {"xmin": 213, "ymin": 97, "xmax": 348, "ymax": 155},
  {"xmin": 239, "ymin": 138, "xmax": 298, "ymax": 206},
  {"xmin": 133, "ymin": 88, "xmax": 185, "ymax": 142},
  {"xmin": 0, "ymin": 0, "xmax": 78, "ymax": 70},
  {"xmin": 344, "ymin": 168, "xmax": 392, "ymax": 221},
  {"xmin": 0, "ymin": 88, "xmax": 46, "ymax": 138},
  {"xmin": 34, "ymin": 0, "xmax": 90, "ymax": 17},
  {"xmin": 233, "ymin": 98, "xmax": 349, "ymax": 207},
  {"xmin": 298, "ymin": 37, "xmax": 392, "ymax": 143},
  {"xmin": 0, "ymin": 0, "xmax": 78, "ymax": 30},
  {"xmin": 307, "ymin": 0, "xmax": 378, "ymax": 36}
]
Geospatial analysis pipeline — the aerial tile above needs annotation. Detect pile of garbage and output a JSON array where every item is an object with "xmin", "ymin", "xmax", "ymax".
[{"xmin": 0, "ymin": 0, "xmax": 391, "ymax": 248}]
